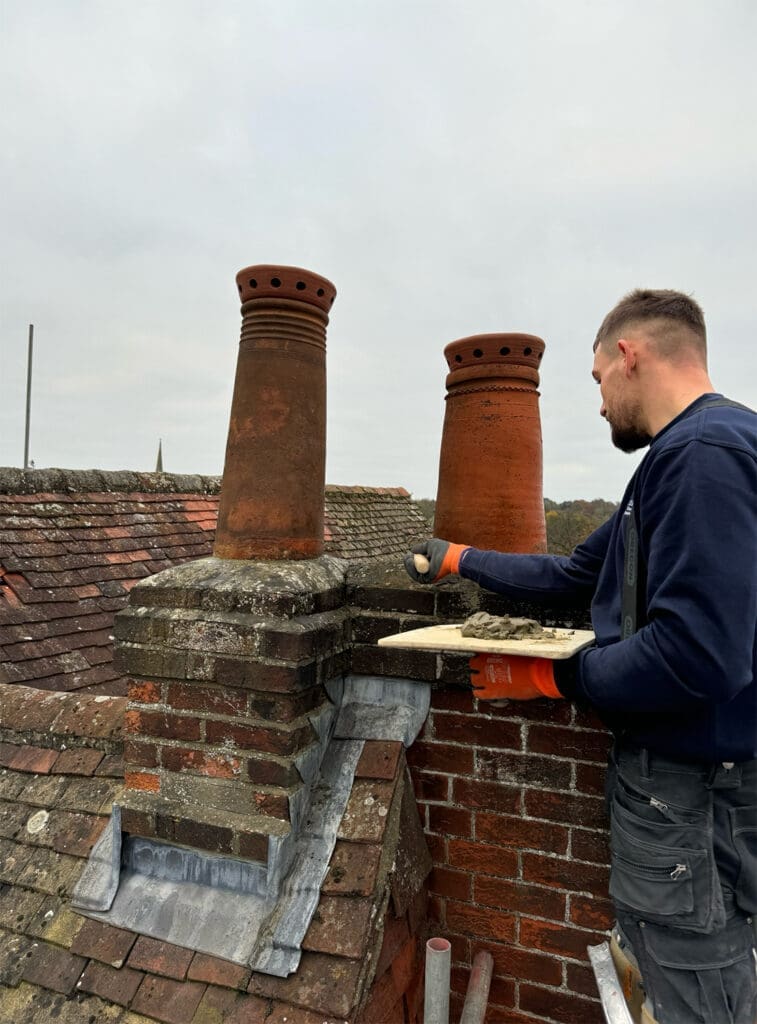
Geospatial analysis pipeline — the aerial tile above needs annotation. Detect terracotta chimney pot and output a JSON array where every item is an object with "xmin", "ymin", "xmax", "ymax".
[
  {"xmin": 214, "ymin": 265, "xmax": 336, "ymax": 561},
  {"xmin": 434, "ymin": 332, "xmax": 547, "ymax": 553}
]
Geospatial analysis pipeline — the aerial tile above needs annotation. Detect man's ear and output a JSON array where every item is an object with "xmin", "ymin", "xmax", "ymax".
[{"xmin": 617, "ymin": 338, "xmax": 637, "ymax": 378}]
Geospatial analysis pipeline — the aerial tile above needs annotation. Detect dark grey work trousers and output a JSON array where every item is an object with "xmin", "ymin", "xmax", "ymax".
[{"xmin": 607, "ymin": 741, "xmax": 757, "ymax": 1024}]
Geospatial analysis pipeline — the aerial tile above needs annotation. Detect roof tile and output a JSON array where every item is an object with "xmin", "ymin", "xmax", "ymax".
[
  {"xmin": 76, "ymin": 958, "xmax": 145, "ymax": 1006},
  {"xmin": 128, "ymin": 935, "xmax": 194, "ymax": 981},
  {"xmin": 20, "ymin": 939, "xmax": 86, "ymax": 995},
  {"xmin": 131, "ymin": 973, "xmax": 207, "ymax": 1024}
]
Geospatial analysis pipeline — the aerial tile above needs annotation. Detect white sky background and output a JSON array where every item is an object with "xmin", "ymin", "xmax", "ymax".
[{"xmin": 1, "ymin": 0, "xmax": 755, "ymax": 502}]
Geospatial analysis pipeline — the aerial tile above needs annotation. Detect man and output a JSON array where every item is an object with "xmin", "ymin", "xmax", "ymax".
[{"xmin": 405, "ymin": 289, "xmax": 757, "ymax": 1024}]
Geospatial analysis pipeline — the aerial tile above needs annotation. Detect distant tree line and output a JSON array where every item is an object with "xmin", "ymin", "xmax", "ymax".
[{"xmin": 413, "ymin": 498, "xmax": 618, "ymax": 555}]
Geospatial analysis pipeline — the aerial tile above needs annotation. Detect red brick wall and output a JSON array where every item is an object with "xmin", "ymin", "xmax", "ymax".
[{"xmin": 350, "ymin": 566, "xmax": 614, "ymax": 1024}]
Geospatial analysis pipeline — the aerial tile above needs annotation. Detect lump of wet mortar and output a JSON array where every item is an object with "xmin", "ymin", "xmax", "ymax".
[{"xmin": 460, "ymin": 611, "xmax": 557, "ymax": 640}]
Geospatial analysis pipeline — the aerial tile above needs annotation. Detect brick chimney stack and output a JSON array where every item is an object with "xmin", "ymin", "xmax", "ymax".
[
  {"xmin": 116, "ymin": 263, "xmax": 347, "ymax": 871},
  {"xmin": 214, "ymin": 264, "xmax": 337, "ymax": 560},
  {"xmin": 434, "ymin": 332, "xmax": 548, "ymax": 553}
]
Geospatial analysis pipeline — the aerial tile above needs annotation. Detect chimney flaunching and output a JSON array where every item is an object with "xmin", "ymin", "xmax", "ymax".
[
  {"xmin": 214, "ymin": 264, "xmax": 337, "ymax": 561},
  {"xmin": 434, "ymin": 332, "xmax": 548, "ymax": 553}
]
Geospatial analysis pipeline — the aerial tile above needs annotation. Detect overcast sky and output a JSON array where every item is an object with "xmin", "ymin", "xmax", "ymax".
[{"xmin": 1, "ymin": 0, "xmax": 755, "ymax": 502}]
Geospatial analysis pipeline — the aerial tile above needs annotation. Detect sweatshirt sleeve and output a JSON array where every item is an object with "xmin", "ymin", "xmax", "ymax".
[
  {"xmin": 458, "ymin": 514, "xmax": 614, "ymax": 599},
  {"xmin": 560, "ymin": 439, "xmax": 756, "ymax": 712}
]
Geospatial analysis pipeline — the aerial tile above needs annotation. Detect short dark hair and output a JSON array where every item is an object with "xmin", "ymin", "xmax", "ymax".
[{"xmin": 594, "ymin": 288, "xmax": 707, "ymax": 360}]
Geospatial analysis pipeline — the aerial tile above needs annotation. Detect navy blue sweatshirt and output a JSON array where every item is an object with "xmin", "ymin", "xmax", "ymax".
[{"xmin": 459, "ymin": 395, "xmax": 757, "ymax": 762}]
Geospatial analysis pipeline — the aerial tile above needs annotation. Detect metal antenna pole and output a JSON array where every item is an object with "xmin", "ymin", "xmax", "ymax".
[{"xmin": 24, "ymin": 324, "xmax": 33, "ymax": 470}]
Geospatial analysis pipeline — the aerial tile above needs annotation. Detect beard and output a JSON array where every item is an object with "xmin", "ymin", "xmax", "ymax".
[
  {"xmin": 606, "ymin": 398, "xmax": 651, "ymax": 452},
  {"xmin": 611, "ymin": 423, "xmax": 652, "ymax": 452}
]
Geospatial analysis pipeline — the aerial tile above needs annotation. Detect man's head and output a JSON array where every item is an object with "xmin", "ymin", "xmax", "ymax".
[{"xmin": 591, "ymin": 289, "xmax": 708, "ymax": 452}]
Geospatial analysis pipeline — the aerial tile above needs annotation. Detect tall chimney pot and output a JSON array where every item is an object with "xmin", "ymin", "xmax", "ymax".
[
  {"xmin": 434, "ymin": 332, "xmax": 547, "ymax": 553},
  {"xmin": 214, "ymin": 264, "xmax": 336, "ymax": 560}
]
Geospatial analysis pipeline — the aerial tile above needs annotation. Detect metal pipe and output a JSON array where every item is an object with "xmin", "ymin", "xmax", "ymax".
[
  {"xmin": 459, "ymin": 950, "xmax": 493, "ymax": 1024},
  {"xmin": 24, "ymin": 324, "xmax": 33, "ymax": 469},
  {"xmin": 424, "ymin": 936, "xmax": 451, "ymax": 1024}
]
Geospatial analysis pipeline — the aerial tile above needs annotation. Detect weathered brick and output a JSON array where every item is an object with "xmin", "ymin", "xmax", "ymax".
[
  {"xmin": 247, "ymin": 755, "xmax": 300, "ymax": 788},
  {"xmin": 446, "ymin": 900, "xmax": 516, "ymax": 944},
  {"xmin": 429, "ymin": 866, "xmax": 472, "ymax": 902},
  {"xmin": 124, "ymin": 710, "xmax": 201, "ymax": 742},
  {"xmin": 160, "ymin": 747, "xmax": 242, "ymax": 779},
  {"xmin": 476, "ymin": 749, "xmax": 572, "ymax": 789},
  {"xmin": 519, "ymin": 982, "xmax": 603, "ymax": 1024},
  {"xmin": 128, "ymin": 680, "xmax": 163, "ymax": 705},
  {"xmin": 477, "ymin": 940, "xmax": 563, "ymax": 988},
  {"xmin": 452, "ymin": 777, "xmax": 521, "ymax": 816},
  {"xmin": 173, "ymin": 818, "xmax": 233, "ymax": 855},
  {"xmin": 191, "ymin": 985, "xmax": 270, "ymax": 1023},
  {"xmin": 576, "ymin": 761, "xmax": 608, "ymax": 797},
  {"xmin": 51, "ymin": 748, "xmax": 104, "ymax": 776},
  {"xmin": 125, "ymin": 770, "xmax": 160, "ymax": 793},
  {"xmin": 205, "ymin": 719, "xmax": 312, "ymax": 756},
  {"xmin": 522, "ymin": 851, "xmax": 610, "ymax": 898},
  {"xmin": 166, "ymin": 682, "xmax": 248, "ymax": 717},
  {"xmin": 431, "ymin": 712, "xmax": 522, "ymax": 751},
  {"xmin": 475, "ymin": 811, "xmax": 569, "ymax": 854},
  {"xmin": 124, "ymin": 738, "xmax": 160, "ymax": 768},
  {"xmin": 446, "ymin": 838, "xmax": 518, "ymax": 879},
  {"xmin": 525, "ymin": 789, "xmax": 606, "ymax": 829},
  {"xmin": 520, "ymin": 917, "xmax": 607, "ymax": 961},
  {"xmin": 406, "ymin": 740, "xmax": 474, "ymax": 776},
  {"xmin": 527, "ymin": 722, "xmax": 611, "ymax": 762},
  {"xmin": 338, "ymin": 780, "xmax": 395, "ymax": 843},
  {"xmin": 351, "ymin": 644, "xmax": 437, "ymax": 681},
  {"xmin": 569, "ymin": 893, "xmax": 614, "ymax": 931},
  {"xmin": 427, "ymin": 805, "xmax": 472, "ymax": 838},
  {"xmin": 475, "ymin": 877, "xmax": 566, "ymax": 922},
  {"xmin": 412, "ymin": 771, "xmax": 450, "ymax": 803},
  {"xmin": 571, "ymin": 828, "xmax": 610, "ymax": 864},
  {"xmin": 351, "ymin": 585, "xmax": 435, "ymax": 615}
]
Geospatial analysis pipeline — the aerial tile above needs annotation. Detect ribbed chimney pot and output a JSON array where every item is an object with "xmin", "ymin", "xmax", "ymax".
[
  {"xmin": 214, "ymin": 264, "xmax": 337, "ymax": 560},
  {"xmin": 434, "ymin": 332, "xmax": 547, "ymax": 553}
]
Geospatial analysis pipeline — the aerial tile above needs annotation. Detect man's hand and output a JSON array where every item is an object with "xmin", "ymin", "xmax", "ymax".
[
  {"xmin": 404, "ymin": 539, "xmax": 470, "ymax": 583},
  {"xmin": 469, "ymin": 653, "xmax": 562, "ymax": 701}
]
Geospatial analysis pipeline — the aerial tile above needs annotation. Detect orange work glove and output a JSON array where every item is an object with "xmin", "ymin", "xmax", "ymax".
[
  {"xmin": 469, "ymin": 653, "xmax": 562, "ymax": 701},
  {"xmin": 404, "ymin": 539, "xmax": 470, "ymax": 583}
]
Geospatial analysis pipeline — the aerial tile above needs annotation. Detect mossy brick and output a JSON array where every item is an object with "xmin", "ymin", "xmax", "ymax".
[
  {"xmin": 0, "ymin": 928, "xmax": 35, "ymax": 985},
  {"xmin": 0, "ymin": 799, "xmax": 32, "ymax": 840},
  {"xmin": 50, "ymin": 809, "xmax": 108, "ymax": 857},
  {"xmin": 15, "ymin": 845, "xmax": 82, "ymax": 896},
  {"xmin": 50, "ymin": 694, "xmax": 126, "ymax": 740},
  {"xmin": 322, "ymin": 840, "xmax": 382, "ymax": 896},
  {"xmin": 57, "ymin": 775, "xmax": 118, "ymax": 814},
  {"xmin": 190, "ymin": 986, "xmax": 269, "ymax": 1023},
  {"xmin": 26, "ymin": 895, "xmax": 84, "ymax": 946},
  {"xmin": 51, "ymin": 748, "xmax": 104, "ymax": 776},
  {"xmin": 0, "ymin": 837, "xmax": 34, "ymax": 883},
  {"xmin": 0, "ymin": 886, "xmax": 47, "ymax": 934},
  {"xmin": 338, "ymin": 779, "xmax": 395, "ymax": 843}
]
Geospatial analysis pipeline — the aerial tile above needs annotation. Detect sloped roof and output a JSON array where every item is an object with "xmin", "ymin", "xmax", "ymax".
[
  {"xmin": 0, "ymin": 470, "xmax": 429, "ymax": 695},
  {"xmin": 0, "ymin": 681, "xmax": 428, "ymax": 1023}
]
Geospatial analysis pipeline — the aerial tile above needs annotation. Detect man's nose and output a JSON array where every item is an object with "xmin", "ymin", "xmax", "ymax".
[{"xmin": 599, "ymin": 401, "xmax": 607, "ymax": 419}]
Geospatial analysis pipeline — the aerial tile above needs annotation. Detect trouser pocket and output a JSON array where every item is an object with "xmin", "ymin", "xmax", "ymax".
[
  {"xmin": 609, "ymin": 778, "xmax": 724, "ymax": 932},
  {"xmin": 729, "ymin": 804, "xmax": 757, "ymax": 915},
  {"xmin": 635, "ymin": 917, "xmax": 757, "ymax": 1024}
]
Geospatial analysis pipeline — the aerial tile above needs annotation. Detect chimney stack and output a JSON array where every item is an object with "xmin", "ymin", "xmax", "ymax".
[
  {"xmin": 434, "ymin": 332, "xmax": 547, "ymax": 553},
  {"xmin": 214, "ymin": 265, "xmax": 337, "ymax": 560}
]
